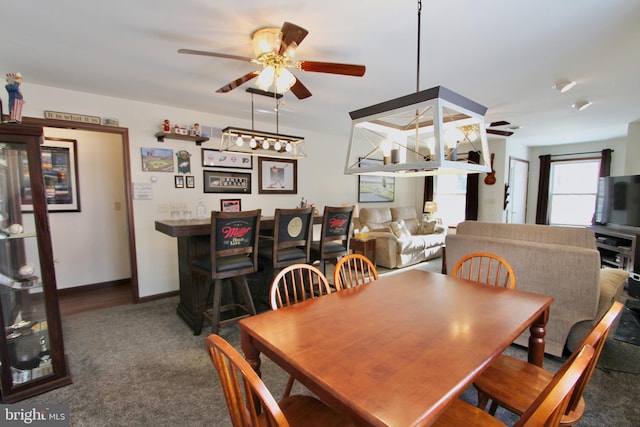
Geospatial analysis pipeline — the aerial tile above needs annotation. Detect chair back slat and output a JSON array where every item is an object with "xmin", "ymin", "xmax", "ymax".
[
  {"xmin": 206, "ymin": 334, "xmax": 291, "ymax": 427},
  {"xmin": 334, "ymin": 253, "xmax": 378, "ymax": 290},
  {"xmin": 451, "ymin": 252, "xmax": 516, "ymax": 289},
  {"xmin": 565, "ymin": 301, "xmax": 624, "ymax": 413},
  {"xmin": 516, "ymin": 345, "xmax": 595, "ymax": 427},
  {"xmin": 270, "ymin": 264, "xmax": 331, "ymax": 309}
]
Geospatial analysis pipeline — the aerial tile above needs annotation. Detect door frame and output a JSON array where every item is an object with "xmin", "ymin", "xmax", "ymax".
[
  {"xmin": 20, "ymin": 116, "xmax": 139, "ymax": 302},
  {"xmin": 507, "ymin": 156, "xmax": 529, "ymax": 224}
]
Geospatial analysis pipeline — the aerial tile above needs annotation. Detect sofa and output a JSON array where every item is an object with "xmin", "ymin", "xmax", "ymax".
[
  {"xmin": 353, "ymin": 206, "xmax": 446, "ymax": 269},
  {"xmin": 445, "ymin": 221, "xmax": 628, "ymax": 357}
]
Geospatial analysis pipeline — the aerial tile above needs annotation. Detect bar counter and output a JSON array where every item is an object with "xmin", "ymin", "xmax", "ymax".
[{"xmin": 155, "ymin": 216, "xmax": 322, "ymax": 333}]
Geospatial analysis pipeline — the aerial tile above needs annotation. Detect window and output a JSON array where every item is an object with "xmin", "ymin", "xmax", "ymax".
[
  {"xmin": 548, "ymin": 159, "xmax": 600, "ymax": 226},
  {"xmin": 434, "ymin": 174, "xmax": 467, "ymax": 226}
]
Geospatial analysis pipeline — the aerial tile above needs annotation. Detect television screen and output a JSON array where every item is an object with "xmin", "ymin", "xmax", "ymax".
[{"xmin": 594, "ymin": 175, "xmax": 640, "ymax": 228}]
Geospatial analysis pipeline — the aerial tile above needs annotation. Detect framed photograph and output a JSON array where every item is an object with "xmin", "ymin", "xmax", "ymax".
[
  {"xmin": 22, "ymin": 137, "xmax": 81, "ymax": 212},
  {"xmin": 358, "ymin": 158, "xmax": 395, "ymax": 203},
  {"xmin": 202, "ymin": 148, "xmax": 252, "ymax": 169},
  {"xmin": 258, "ymin": 157, "xmax": 297, "ymax": 195},
  {"xmin": 220, "ymin": 199, "xmax": 242, "ymax": 212},
  {"xmin": 203, "ymin": 170, "xmax": 251, "ymax": 194},
  {"xmin": 174, "ymin": 175, "xmax": 184, "ymax": 188},
  {"xmin": 185, "ymin": 175, "xmax": 195, "ymax": 188},
  {"xmin": 141, "ymin": 147, "xmax": 174, "ymax": 172}
]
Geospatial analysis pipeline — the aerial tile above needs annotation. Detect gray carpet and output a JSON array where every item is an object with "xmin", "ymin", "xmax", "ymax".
[{"xmin": 19, "ymin": 266, "xmax": 640, "ymax": 426}]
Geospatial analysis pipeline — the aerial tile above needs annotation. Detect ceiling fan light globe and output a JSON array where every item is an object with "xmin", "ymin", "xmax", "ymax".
[
  {"xmin": 252, "ymin": 27, "xmax": 280, "ymax": 57},
  {"xmin": 274, "ymin": 67, "xmax": 296, "ymax": 93},
  {"xmin": 256, "ymin": 66, "xmax": 276, "ymax": 91}
]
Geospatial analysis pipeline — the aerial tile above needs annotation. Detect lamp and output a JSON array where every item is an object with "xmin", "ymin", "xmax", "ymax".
[
  {"xmin": 552, "ymin": 80, "xmax": 576, "ymax": 93},
  {"xmin": 251, "ymin": 26, "xmax": 298, "ymax": 94},
  {"xmin": 423, "ymin": 201, "xmax": 437, "ymax": 221},
  {"xmin": 572, "ymin": 101, "xmax": 592, "ymax": 111},
  {"xmin": 220, "ymin": 88, "xmax": 307, "ymax": 160},
  {"xmin": 343, "ymin": 1, "xmax": 490, "ymax": 177}
]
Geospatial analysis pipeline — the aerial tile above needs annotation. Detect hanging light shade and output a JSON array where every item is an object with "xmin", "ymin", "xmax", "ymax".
[{"xmin": 344, "ymin": 86, "xmax": 491, "ymax": 177}]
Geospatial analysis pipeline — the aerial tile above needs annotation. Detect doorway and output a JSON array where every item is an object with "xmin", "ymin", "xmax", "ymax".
[
  {"xmin": 22, "ymin": 116, "xmax": 139, "ymax": 302},
  {"xmin": 507, "ymin": 157, "xmax": 529, "ymax": 224}
]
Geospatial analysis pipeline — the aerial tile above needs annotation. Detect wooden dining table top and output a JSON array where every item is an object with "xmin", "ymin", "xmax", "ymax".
[{"xmin": 239, "ymin": 268, "xmax": 553, "ymax": 427}]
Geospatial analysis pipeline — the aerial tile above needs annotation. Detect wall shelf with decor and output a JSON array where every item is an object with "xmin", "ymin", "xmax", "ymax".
[{"xmin": 154, "ymin": 131, "xmax": 209, "ymax": 145}]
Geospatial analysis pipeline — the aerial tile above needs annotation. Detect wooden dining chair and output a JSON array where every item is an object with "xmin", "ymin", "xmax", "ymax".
[
  {"xmin": 451, "ymin": 252, "xmax": 516, "ymax": 289},
  {"xmin": 269, "ymin": 263, "xmax": 332, "ymax": 398},
  {"xmin": 310, "ymin": 205, "xmax": 354, "ymax": 275},
  {"xmin": 474, "ymin": 301, "xmax": 624, "ymax": 426},
  {"xmin": 206, "ymin": 334, "xmax": 354, "ymax": 427},
  {"xmin": 333, "ymin": 253, "xmax": 378, "ymax": 291},
  {"xmin": 191, "ymin": 209, "xmax": 261, "ymax": 336},
  {"xmin": 431, "ymin": 344, "xmax": 595, "ymax": 427}
]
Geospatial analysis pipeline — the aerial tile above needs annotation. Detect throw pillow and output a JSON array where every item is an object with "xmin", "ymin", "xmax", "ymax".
[
  {"xmin": 418, "ymin": 220, "xmax": 437, "ymax": 234},
  {"xmin": 390, "ymin": 220, "xmax": 411, "ymax": 239}
]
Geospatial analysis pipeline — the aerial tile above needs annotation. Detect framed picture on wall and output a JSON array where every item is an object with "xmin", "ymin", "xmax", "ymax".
[
  {"xmin": 220, "ymin": 199, "xmax": 241, "ymax": 212},
  {"xmin": 203, "ymin": 170, "xmax": 251, "ymax": 194},
  {"xmin": 258, "ymin": 157, "xmax": 297, "ymax": 194},
  {"xmin": 202, "ymin": 148, "xmax": 252, "ymax": 169},
  {"xmin": 21, "ymin": 137, "xmax": 81, "ymax": 212},
  {"xmin": 358, "ymin": 158, "xmax": 395, "ymax": 203},
  {"xmin": 141, "ymin": 147, "xmax": 174, "ymax": 172}
]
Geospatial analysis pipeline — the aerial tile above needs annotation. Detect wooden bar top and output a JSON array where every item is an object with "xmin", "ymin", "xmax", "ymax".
[{"xmin": 155, "ymin": 215, "xmax": 322, "ymax": 238}]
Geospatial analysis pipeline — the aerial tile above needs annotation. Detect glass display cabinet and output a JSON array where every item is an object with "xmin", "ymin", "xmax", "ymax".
[{"xmin": 0, "ymin": 124, "xmax": 71, "ymax": 403}]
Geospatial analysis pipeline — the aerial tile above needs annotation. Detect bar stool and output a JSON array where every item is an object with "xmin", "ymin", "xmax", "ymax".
[
  {"xmin": 191, "ymin": 209, "xmax": 261, "ymax": 336},
  {"xmin": 310, "ymin": 205, "xmax": 354, "ymax": 275},
  {"xmin": 258, "ymin": 207, "xmax": 314, "ymax": 303}
]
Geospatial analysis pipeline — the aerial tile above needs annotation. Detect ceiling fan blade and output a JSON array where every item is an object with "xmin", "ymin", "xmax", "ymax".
[
  {"xmin": 290, "ymin": 78, "xmax": 312, "ymax": 99},
  {"xmin": 298, "ymin": 61, "xmax": 366, "ymax": 76},
  {"xmin": 215, "ymin": 71, "xmax": 259, "ymax": 93},
  {"xmin": 489, "ymin": 120, "xmax": 511, "ymax": 127},
  {"xmin": 278, "ymin": 22, "xmax": 309, "ymax": 56},
  {"xmin": 487, "ymin": 129, "xmax": 514, "ymax": 137},
  {"xmin": 178, "ymin": 48, "xmax": 253, "ymax": 63}
]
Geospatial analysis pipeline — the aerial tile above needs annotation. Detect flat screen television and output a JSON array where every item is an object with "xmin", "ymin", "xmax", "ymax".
[{"xmin": 593, "ymin": 174, "xmax": 640, "ymax": 229}]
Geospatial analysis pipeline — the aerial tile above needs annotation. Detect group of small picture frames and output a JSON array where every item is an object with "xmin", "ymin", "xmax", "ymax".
[
  {"xmin": 174, "ymin": 175, "xmax": 195, "ymax": 189},
  {"xmin": 201, "ymin": 148, "xmax": 253, "ymax": 194}
]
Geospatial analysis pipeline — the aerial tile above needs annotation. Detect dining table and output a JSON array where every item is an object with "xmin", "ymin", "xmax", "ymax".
[
  {"xmin": 155, "ymin": 215, "xmax": 322, "ymax": 333},
  {"xmin": 239, "ymin": 268, "xmax": 552, "ymax": 426}
]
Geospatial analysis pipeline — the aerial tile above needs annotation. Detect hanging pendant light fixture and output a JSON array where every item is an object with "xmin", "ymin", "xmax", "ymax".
[
  {"xmin": 344, "ymin": 0, "xmax": 491, "ymax": 177},
  {"xmin": 220, "ymin": 88, "xmax": 306, "ymax": 160}
]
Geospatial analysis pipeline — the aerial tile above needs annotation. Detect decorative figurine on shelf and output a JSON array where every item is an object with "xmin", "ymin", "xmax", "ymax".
[
  {"xmin": 193, "ymin": 123, "xmax": 201, "ymax": 136},
  {"xmin": 162, "ymin": 119, "xmax": 171, "ymax": 132},
  {"xmin": 5, "ymin": 72, "xmax": 24, "ymax": 123}
]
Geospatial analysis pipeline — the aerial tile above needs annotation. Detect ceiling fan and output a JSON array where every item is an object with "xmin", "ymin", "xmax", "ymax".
[
  {"xmin": 486, "ymin": 120, "xmax": 517, "ymax": 137},
  {"xmin": 178, "ymin": 21, "xmax": 366, "ymax": 100}
]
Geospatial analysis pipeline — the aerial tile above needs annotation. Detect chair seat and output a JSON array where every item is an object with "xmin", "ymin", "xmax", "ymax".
[
  {"xmin": 192, "ymin": 254, "xmax": 254, "ymax": 273},
  {"xmin": 475, "ymin": 354, "xmax": 586, "ymax": 425},
  {"xmin": 268, "ymin": 394, "xmax": 354, "ymax": 427},
  {"xmin": 259, "ymin": 245, "xmax": 306, "ymax": 264},
  {"xmin": 310, "ymin": 241, "xmax": 347, "ymax": 257},
  {"xmin": 432, "ymin": 399, "xmax": 505, "ymax": 426},
  {"xmin": 475, "ymin": 354, "xmax": 553, "ymax": 415}
]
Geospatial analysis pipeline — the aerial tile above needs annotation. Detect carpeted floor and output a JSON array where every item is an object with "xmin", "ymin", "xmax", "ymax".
[
  {"xmin": 614, "ymin": 299, "xmax": 640, "ymax": 346},
  {"xmin": 18, "ymin": 262, "xmax": 640, "ymax": 426}
]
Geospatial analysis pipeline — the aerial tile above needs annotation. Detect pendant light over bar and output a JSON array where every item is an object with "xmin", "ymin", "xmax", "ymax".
[
  {"xmin": 220, "ymin": 88, "xmax": 307, "ymax": 160},
  {"xmin": 344, "ymin": 86, "xmax": 491, "ymax": 177},
  {"xmin": 220, "ymin": 126, "xmax": 306, "ymax": 159}
]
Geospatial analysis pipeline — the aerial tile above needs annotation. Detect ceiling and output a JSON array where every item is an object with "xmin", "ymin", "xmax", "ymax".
[{"xmin": 2, "ymin": 0, "xmax": 640, "ymax": 147}]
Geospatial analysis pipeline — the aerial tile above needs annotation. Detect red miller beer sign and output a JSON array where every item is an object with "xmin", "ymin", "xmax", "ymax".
[{"xmin": 220, "ymin": 220, "xmax": 252, "ymax": 247}]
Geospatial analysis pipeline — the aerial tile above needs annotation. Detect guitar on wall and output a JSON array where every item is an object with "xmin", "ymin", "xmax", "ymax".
[{"xmin": 484, "ymin": 153, "xmax": 496, "ymax": 185}]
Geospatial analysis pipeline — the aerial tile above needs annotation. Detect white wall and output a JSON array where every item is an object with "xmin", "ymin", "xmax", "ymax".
[
  {"xmin": 16, "ymin": 82, "xmax": 421, "ymax": 297},
  {"xmin": 626, "ymin": 120, "xmax": 640, "ymax": 175}
]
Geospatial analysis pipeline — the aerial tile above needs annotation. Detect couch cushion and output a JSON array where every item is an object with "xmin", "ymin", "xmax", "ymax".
[
  {"xmin": 391, "ymin": 207, "xmax": 419, "ymax": 233},
  {"xmin": 418, "ymin": 220, "xmax": 438, "ymax": 234},
  {"xmin": 390, "ymin": 220, "xmax": 411, "ymax": 239},
  {"xmin": 359, "ymin": 207, "xmax": 393, "ymax": 231}
]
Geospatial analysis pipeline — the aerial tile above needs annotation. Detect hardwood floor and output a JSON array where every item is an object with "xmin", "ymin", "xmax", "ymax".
[{"xmin": 57, "ymin": 281, "xmax": 133, "ymax": 316}]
